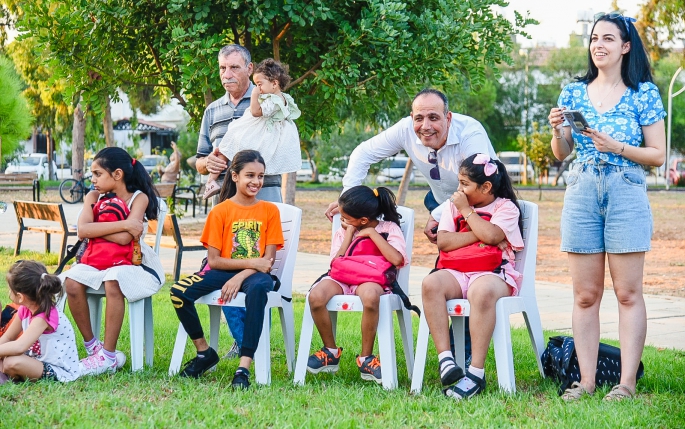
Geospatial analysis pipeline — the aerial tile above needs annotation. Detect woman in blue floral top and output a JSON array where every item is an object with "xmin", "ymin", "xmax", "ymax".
[{"xmin": 547, "ymin": 12, "xmax": 666, "ymax": 402}]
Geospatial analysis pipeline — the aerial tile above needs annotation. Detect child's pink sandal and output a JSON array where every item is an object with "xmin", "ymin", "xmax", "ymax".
[{"xmin": 203, "ymin": 180, "xmax": 221, "ymax": 199}]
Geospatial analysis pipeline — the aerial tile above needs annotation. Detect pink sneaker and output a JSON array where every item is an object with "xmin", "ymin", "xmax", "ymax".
[
  {"xmin": 87, "ymin": 342, "xmax": 127, "ymax": 369},
  {"xmin": 79, "ymin": 349, "xmax": 117, "ymax": 376}
]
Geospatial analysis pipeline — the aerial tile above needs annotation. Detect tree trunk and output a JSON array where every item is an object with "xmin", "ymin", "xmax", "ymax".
[
  {"xmin": 72, "ymin": 103, "xmax": 86, "ymax": 179},
  {"xmin": 103, "ymin": 95, "xmax": 115, "ymax": 147},
  {"xmin": 282, "ymin": 171, "xmax": 297, "ymax": 205},
  {"xmin": 396, "ymin": 159, "xmax": 414, "ymax": 206},
  {"xmin": 204, "ymin": 87, "xmax": 213, "ymax": 108}
]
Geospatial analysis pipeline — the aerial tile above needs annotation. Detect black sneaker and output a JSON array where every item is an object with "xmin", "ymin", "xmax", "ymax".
[
  {"xmin": 232, "ymin": 367, "xmax": 250, "ymax": 390},
  {"xmin": 307, "ymin": 347, "xmax": 342, "ymax": 374},
  {"xmin": 356, "ymin": 355, "xmax": 382, "ymax": 384},
  {"xmin": 179, "ymin": 347, "xmax": 219, "ymax": 378}
]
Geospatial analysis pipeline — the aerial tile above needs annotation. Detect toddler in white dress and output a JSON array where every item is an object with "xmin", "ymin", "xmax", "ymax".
[{"xmin": 204, "ymin": 58, "xmax": 301, "ymax": 198}]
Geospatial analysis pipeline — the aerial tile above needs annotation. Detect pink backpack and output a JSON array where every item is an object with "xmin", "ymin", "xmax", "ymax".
[{"xmin": 328, "ymin": 234, "xmax": 397, "ymax": 287}]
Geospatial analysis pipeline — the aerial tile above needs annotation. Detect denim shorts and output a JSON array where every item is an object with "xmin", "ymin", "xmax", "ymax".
[{"xmin": 560, "ymin": 161, "xmax": 652, "ymax": 254}]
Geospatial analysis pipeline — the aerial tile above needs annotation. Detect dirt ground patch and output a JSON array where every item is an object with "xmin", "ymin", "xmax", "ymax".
[{"xmin": 4, "ymin": 187, "xmax": 684, "ymax": 296}]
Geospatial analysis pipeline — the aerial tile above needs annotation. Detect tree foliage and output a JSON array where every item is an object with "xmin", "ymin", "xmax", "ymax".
[
  {"xmin": 0, "ymin": 54, "xmax": 33, "ymax": 163},
  {"xmin": 638, "ymin": 0, "xmax": 685, "ymax": 63},
  {"xmin": 15, "ymin": 0, "xmax": 533, "ymax": 141}
]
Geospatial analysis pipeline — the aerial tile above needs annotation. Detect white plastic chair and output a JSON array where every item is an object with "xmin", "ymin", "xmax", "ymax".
[
  {"xmin": 168, "ymin": 202, "xmax": 301, "ymax": 385},
  {"xmin": 83, "ymin": 197, "xmax": 168, "ymax": 371},
  {"xmin": 293, "ymin": 206, "xmax": 415, "ymax": 390},
  {"xmin": 410, "ymin": 200, "xmax": 545, "ymax": 394}
]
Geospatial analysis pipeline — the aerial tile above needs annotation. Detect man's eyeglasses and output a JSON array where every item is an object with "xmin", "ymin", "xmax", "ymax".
[{"xmin": 428, "ymin": 151, "xmax": 440, "ymax": 180}]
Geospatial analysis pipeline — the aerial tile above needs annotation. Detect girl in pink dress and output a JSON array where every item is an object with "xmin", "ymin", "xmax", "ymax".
[{"xmin": 422, "ymin": 153, "xmax": 524, "ymax": 400}]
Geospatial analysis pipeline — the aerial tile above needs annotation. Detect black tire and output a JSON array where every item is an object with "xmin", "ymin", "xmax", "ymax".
[{"xmin": 59, "ymin": 179, "xmax": 84, "ymax": 204}]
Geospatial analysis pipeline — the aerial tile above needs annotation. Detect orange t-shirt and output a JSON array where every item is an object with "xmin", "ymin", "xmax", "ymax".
[{"xmin": 200, "ymin": 199, "xmax": 284, "ymax": 260}]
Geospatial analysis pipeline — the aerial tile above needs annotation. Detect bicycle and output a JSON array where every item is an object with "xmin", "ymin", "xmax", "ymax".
[{"xmin": 59, "ymin": 169, "xmax": 93, "ymax": 204}]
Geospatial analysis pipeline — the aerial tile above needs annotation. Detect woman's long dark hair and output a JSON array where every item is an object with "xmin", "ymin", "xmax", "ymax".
[
  {"xmin": 93, "ymin": 147, "xmax": 159, "ymax": 220},
  {"xmin": 338, "ymin": 185, "xmax": 401, "ymax": 227},
  {"xmin": 576, "ymin": 14, "xmax": 653, "ymax": 90},
  {"xmin": 460, "ymin": 154, "xmax": 522, "ymax": 233},
  {"xmin": 218, "ymin": 150, "xmax": 266, "ymax": 201},
  {"xmin": 6, "ymin": 260, "xmax": 63, "ymax": 317}
]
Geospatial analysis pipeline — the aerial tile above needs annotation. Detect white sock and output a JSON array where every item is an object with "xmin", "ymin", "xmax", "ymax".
[
  {"xmin": 327, "ymin": 347, "xmax": 339, "ymax": 357},
  {"xmin": 357, "ymin": 355, "xmax": 368, "ymax": 365},
  {"xmin": 468, "ymin": 365, "xmax": 485, "ymax": 379},
  {"xmin": 438, "ymin": 351, "xmax": 454, "ymax": 362}
]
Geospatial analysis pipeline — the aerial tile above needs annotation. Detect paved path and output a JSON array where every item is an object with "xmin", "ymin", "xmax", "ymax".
[{"xmin": 2, "ymin": 200, "xmax": 684, "ymax": 351}]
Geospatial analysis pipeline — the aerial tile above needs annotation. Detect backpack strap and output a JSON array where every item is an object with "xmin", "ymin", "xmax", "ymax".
[
  {"xmin": 390, "ymin": 280, "xmax": 421, "ymax": 316},
  {"xmin": 54, "ymin": 239, "xmax": 85, "ymax": 275}
]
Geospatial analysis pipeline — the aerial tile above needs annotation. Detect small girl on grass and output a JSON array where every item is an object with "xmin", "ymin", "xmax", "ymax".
[
  {"xmin": 203, "ymin": 58, "xmax": 301, "ymax": 198},
  {"xmin": 0, "ymin": 260, "xmax": 79, "ymax": 384},
  {"xmin": 305, "ymin": 185, "xmax": 407, "ymax": 384}
]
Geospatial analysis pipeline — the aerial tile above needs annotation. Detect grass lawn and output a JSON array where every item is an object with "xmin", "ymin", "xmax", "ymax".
[{"xmin": 0, "ymin": 249, "xmax": 684, "ymax": 427}]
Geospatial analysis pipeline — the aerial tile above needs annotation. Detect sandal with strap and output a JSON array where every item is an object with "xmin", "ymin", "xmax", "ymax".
[
  {"xmin": 604, "ymin": 384, "xmax": 635, "ymax": 401},
  {"xmin": 561, "ymin": 382, "xmax": 594, "ymax": 401},
  {"xmin": 438, "ymin": 356, "xmax": 464, "ymax": 386},
  {"xmin": 443, "ymin": 371, "xmax": 486, "ymax": 400},
  {"xmin": 203, "ymin": 180, "xmax": 221, "ymax": 199}
]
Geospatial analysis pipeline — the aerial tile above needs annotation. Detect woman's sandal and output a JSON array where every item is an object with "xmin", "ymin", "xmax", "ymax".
[
  {"xmin": 443, "ymin": 371, "xmax": 486, "ymax": 400},
  {"xmin": 603, "ymin": 384, "xmax": 635, "ymax": 401},
  {"xmin": 561, "ymin": 381, "xmax": 594, "ymax": 401},
  {"xmin": 203, "ymin": 180, "xmax": 221, "ymax": 199}
]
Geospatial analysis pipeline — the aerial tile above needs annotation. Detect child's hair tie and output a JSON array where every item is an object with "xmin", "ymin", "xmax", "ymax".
[
  {"xmin": 373, "ymin": 188, "xmax": 379, "ymax": 197},
  {"xmin": 132, "ymin": 158, "xmax": 137, "ymax": 166},
  {"xmin": 41, "ymin": 273, "xmax": 47, "ymax": 280},
  {"xmin": 473, "ymin": 153, "xmax": 498, "ymax": 177}
]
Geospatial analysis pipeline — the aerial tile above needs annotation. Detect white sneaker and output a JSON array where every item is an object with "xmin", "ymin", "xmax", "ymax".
[
  {"xmin": 87, "ymin": 342, "xmax": 126, "ymax": 369},
  {"xmin": 79, "ymin": 349, "xmax": 117, "ymax": 376},
  {"xmin": 222, "ymin": 341, "xmax": 241, "ymax": 359}
]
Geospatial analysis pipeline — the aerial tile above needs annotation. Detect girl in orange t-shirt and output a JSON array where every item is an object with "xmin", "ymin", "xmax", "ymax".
[{"xmin": 170, "ymin": 150, "xmax": 284, "ymax": 389}]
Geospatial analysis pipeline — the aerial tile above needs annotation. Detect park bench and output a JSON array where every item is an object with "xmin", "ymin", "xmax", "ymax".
[
  {"xmin": 0, "ymin": 173, "xmax": 40, "ymax": 201},
  {"xmin": 13, "ymin": 201, "xmax": 77, "ymax": 257},
  {"xmin": 144, "ymin": 213, "xmax": 204, "ymax": 281}
]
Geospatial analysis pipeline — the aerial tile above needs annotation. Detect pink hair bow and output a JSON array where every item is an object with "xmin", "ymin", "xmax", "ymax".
[{"xmin": 473, "ymin": 153, "xmax": 497, "ymax": 176}]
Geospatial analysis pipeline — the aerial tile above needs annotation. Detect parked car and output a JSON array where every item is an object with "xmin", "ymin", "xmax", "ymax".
[
  {"xmin": 140, "ymin": 155, "xmax": 170, "ymax": 177},
  {"xmin": 322, "ymin": 156, "xmax": 349, "ymax": 182},
  {"xmin": 297, "ymin": 159, "xmax": 314, "ymax": 182},
  {"xmin": 376, "ymin": 156, "xmax": 415, "ymax": 183},
  {"xmin": 5, "ymin": 153, "xmax": 62, "ymax": 180},
  {"xmin": 669, "ymin": 157, "xmax": 685, "ymax": 186},
  {"xmin": 497, "ymin": 151, "xmax": 535, "ymax": 184}
]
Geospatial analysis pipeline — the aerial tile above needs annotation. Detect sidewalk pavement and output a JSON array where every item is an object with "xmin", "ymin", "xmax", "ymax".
[{"xmin": 2, "ymin": 201, "xmax": 684, "ymax": 351}]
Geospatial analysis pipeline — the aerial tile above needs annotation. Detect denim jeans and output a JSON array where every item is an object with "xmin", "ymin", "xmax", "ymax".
[{"xmin": 222, "ymin": 307, "xmax": 245, "ymax": 347}]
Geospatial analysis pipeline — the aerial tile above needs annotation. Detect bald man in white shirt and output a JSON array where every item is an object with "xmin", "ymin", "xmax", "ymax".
[{"xmin": 325, "ymin": 88, "xmax": 497, "ymax": 243}]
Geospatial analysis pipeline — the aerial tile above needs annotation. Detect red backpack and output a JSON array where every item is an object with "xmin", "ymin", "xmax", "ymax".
[
  {"xmin": 328, "ymin": 234, "xmax": 397, "ymax": 287},
  {"xmin": 436, "ymin": 211, "xmax": 504, "ymax": 272},
  {"xmin": 80, "ymin": 193, "xmax": 134, "ymax": 270}
]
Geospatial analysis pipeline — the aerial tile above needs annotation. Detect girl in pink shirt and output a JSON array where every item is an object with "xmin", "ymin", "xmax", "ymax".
[
  {"xmin": 422, "ymin": 153, "xmax": 524, "ymax": 400},
  {"xmin": 0, "ymin": 261, "xmax": 79, "ymax": 383},
  {"xmin": 305, "ymin": 186, "xmax": 407, "ymax": 384}
]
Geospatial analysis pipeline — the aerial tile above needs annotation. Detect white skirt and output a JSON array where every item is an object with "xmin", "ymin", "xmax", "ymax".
[{"xmin": 59, "ymin": 263, "xmax": 163, "ymax": 302}]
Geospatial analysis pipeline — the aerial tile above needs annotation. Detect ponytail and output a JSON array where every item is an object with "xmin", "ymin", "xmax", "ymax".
[
  {"xmin": 6, "ymin": 261, "xmax": 62, "ymax": 316},
  {"xmin": 338, "ymin": 185, "xmax": 402, "ymax": 226}
]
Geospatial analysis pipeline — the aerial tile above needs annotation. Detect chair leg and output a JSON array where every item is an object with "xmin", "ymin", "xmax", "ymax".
[
  {"xmin": 492, "ymin": 303, "xmax": 516, "ymax": 393},
  {"xmin": 208, "ymin": 305, "xmax": 221, "ymax": 352},
  {"xmin": 144, "ymin": 297, "xmax": 154, "ymax": 367},
  {"xmin": 397, "ymin": 308, "xmax": 415, "ymax": 379},
  {"xmin": 14, "ymin": 228, "xmax": 23, "ymax": 256},
  {"xmin": 279, "ymin": 303, "xmax": 296, "ymax": 373},
  {"xmin": 168, "ymin": 323, "xmax": 189, "ymax": 376},
  {"xmin": 87, "ymin": 294, "xmax": 103, "ymax": 341},
  {"xmin": 254, "ymin": 307, "xmax": 272, "ymax": 385},
  {"xmin": 174, "ymin": 248, "xmax": 182, "ymax": 282},
  {"xmin": 294, "ymin": 297, "xmax": 315, "ymax": 385},
  {"xmin": 451, "ymin": 316, "xmax": 466, "ymax": 370},
  {"xmin": 410, "ymin": 311, "xmax": 431, "ymax": 394},
  {"xmin": 60, "ymin": 233, "xmax": 69, "ymax": 260},
  {"xmin": 45, "ymin": 232, "xmax": 51, "ymax": 253},
  {"xmin": 377, "ymin": 298, "xmax": 398, "ymax": 390},
  {"xmin": 522, "ymin": 298, "xmax": 546, "ymax": 377},
  {"xmin": 129, "ymin": 299, "xmax": 145, "ymax": 371}
]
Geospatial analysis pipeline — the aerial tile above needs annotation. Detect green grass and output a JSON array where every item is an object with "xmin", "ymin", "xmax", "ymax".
[{"xmin": 1, "ymin": 249, "xmax": 684, "ymax": 427}]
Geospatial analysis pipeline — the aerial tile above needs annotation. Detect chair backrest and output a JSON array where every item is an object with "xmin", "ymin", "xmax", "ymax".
[
  {"xmin": 330, "ymin": 205, "xmax": 414, "ymax": 293},
  {"xmin": 513, "ymin": 200, "xmax": 538, "ymax": 298},
  {"xmin": 269, "ymin": 202, "xmax": 302, "ymax": 299},
  {"xmin": 14, "ymin": 201, "xmax": 67, "ymax": 227}
]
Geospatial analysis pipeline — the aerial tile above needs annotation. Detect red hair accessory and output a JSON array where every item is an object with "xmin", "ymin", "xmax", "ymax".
[{"xmin": 132, "ymin": 158, "xmax": 136, "ymax": 166}]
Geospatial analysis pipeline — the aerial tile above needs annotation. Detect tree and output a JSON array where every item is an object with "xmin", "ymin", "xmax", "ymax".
[
  {"xmin": 15, "ymin": 0, "xmax": 533, "ymax": 201},
  {"xmin": 638, "ymin": 0, "xmax": 685, "ymax": 63},
  {"xmin": 0, "ymin": 54, "xmax": 32, "ymax": 169}
]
